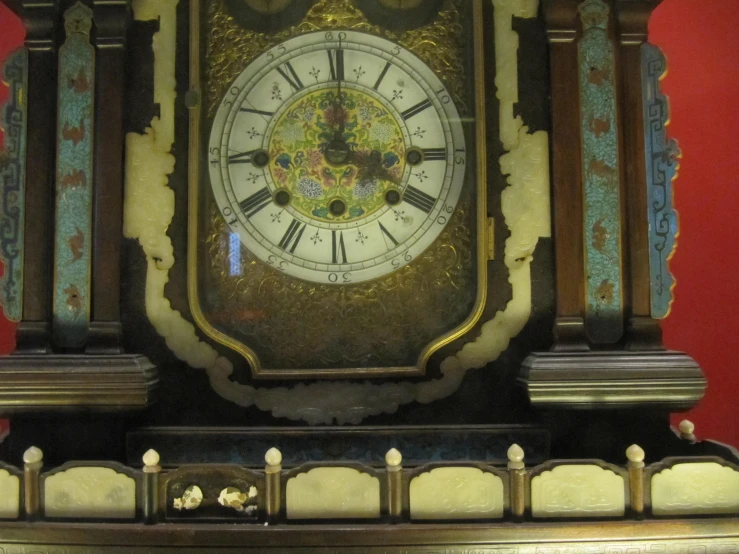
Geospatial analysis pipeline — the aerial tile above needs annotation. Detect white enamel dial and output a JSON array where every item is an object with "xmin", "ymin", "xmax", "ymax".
[{"xmin": 208, "ymin": 30, "xmax": 466, "ymax": 284}]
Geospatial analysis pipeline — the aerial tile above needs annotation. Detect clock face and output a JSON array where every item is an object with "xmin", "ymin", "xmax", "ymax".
[{"xmin": 208, "ymin": 30, "xmax": 466, "ymax": 284}]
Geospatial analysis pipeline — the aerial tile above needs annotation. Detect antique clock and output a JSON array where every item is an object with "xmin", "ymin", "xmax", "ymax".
[{"xmin": 0, "ymin": 0, "xmax": 733, "ymax": 551}]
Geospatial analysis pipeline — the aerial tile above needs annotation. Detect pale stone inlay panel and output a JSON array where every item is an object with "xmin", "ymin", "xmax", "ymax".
[
  {"xmin": 44, "ymin": 467, "xmax": 136, "ymax": 519},
  {"xmin": 286, "ymin": 467, "xmax": 380, "ymax": 519},
  {"xmin": 531, "ymin": 465, "xmax": 625, "ymax": 518},
  {"xmin": 651, "ymin": 462, "xmax": 739, "ymax": 516},
  {"xmin": 409, "ymin": 467, "xmax": 504, "ymax": 519},
  {"xmin": 0, "ymin": 470, "xmax": 20, "ymax": 519}
]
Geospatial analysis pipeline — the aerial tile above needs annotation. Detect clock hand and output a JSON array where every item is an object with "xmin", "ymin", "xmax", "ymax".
[
  {"xmin": 353, "ymin": 149, "xmax": 401, "ymax": 186},
  {"xmin": 335, "ymin": 34, "xmax": 346, "ymax": 142},
  {"xmin": 325, "ymin": 37, "xmax": 351, "ymax": 166}
]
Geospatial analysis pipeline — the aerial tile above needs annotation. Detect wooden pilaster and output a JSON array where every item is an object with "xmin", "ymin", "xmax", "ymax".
[
  {"xmin": 15, "ymin": 0, "xmax": 57, "ymax": 354},
  {"xmin": 543, "ymin": 0, "xmax": 589, "ymax": 351},
  {"xmin": 88, "ymin": 0, "xmax": 131, "ymax": 353},
  {"xmin": 616, "ymin": 0, "xmax": 665, "ymax": 349}
]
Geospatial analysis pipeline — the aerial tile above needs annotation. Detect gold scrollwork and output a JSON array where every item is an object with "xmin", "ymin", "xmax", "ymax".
[
  {"xmin": 207, "ymin": 0, "xmax": 467, "ymax": 117},
  {"xmin": 206, "ymin": 202, "xmax": 475, "ymax": 370},
  {"xmin": 199, "ymin": 0, "xmax": 482, "ymax": 376}
]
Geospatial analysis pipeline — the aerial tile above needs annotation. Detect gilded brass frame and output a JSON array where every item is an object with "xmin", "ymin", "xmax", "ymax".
[
  {"xmin": 0, "ymin": 519, "xmax": 738, "ymax": 551},
  {"xmin": 187, "ymin": 0, "xmax": 489, "ymax": 379}
]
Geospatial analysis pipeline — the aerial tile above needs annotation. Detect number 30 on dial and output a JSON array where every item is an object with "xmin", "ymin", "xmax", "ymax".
[{"xmin": 209, "ymin": 30, "xmax": 466, "ymax": 284}]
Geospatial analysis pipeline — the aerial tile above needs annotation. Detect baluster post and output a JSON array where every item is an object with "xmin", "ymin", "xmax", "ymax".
[
  {"xmin": 265, "ymin": 447, "xmax": 282, "ymax": 523},
  {"xmin": 142, "ymin": 449, "xmax": 161, "ymax": 524},
  {"xmin": 23, "ymin": 446, "xmax": 43, "ymax": 521},
  {"xmin": 385, "ymin": 448, "xmax": 403, "ymax": 520},
  {"xmin": 626, "ymin": 444, "xmax": 645, "ymax": 519},
  {"xmin": 507, "ymin": 444, "xmax": 526, "ymax": 521}
]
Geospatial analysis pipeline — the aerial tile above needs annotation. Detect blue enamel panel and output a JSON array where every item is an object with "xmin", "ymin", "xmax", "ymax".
[
  {"xmin": 578, "ymin": 0, "xmax": 623, "ymax": 344},
  {"xmin": 53, "ymin": 3, "xmax": 95, "ymax": 348},
  {"xmin": 642, "ymin": 43, "xmax": 679, "ymax": 320},
  {"xmin": 0, "ymin": 49, "xmax": 28, "ymax": 323}
]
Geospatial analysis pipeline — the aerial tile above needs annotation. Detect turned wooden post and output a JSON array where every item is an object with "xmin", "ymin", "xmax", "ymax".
[
  {"xmin": 265, "ymin": 447, "xmax": 282, "ymax": 523},
  {"xmin": 23, "ymin": 446, "xmax": 43, "ymax": 520},
  {"xmin": 385, "ymin": 448, "xmax": 403, "ymax": 520},
  {"xmin": 142, "ymin": 448, "xmax": 161, "ymax": 524}
]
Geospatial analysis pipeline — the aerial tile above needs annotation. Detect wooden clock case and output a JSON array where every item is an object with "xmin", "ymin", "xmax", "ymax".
[{"xmin": 0, "ymin": 0, "xmax": 734, "ymax": 551}]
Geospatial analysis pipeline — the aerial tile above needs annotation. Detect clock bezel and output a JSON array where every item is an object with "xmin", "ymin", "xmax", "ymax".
[
  {"xmin": 187, "ymin": 0, "xmax": 490, "ymax": 380},
  {"xmin": 208, "ymin": 30, "xmax": 467, "ymax": 285}
]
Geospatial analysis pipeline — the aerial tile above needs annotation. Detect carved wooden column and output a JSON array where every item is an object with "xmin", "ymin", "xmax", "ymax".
[
  {"xmin": 519, "ymin": 0, "xmax": 705, "ymax": 410},
  {"xmin": 0, "ymin": 0, "xmax": 158, "ymax": 413}
]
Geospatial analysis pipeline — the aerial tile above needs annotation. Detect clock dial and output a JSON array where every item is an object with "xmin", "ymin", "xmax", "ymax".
[{"xmin": 209, "ymin": 30, "xmax": 466, "ymax": 284}]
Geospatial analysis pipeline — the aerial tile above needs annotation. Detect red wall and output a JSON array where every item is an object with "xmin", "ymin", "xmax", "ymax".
[
  {"xmin": 0, "ymin": 0, "xmax": 736, "ymax": 444},
  {"xmin": 650, "ymin": 0, "xmax": 739, "ymax": 446}
]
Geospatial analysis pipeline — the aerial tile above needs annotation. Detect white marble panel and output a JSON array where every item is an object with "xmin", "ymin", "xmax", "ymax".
[
  {"xmin": 410, "ymin": 467, "xmax": 504, "ymax": 519},
  {"xmin": 286, "ymin": 467, "xmax": 380, "ymax": 519},
  {"xmin": 652, "ymin": 462, "xmax": 739, "ymax": 516},
  {"xmin": 531, "ymin": 464, "xmax": 625, "ymax": 518},
  {"xmin": 0, "ymin": 469, "xmax": 20, "ymax": 519},
  {"xmin": 44, "ymin": 467, "xmax": 136, "ymax": 519}
]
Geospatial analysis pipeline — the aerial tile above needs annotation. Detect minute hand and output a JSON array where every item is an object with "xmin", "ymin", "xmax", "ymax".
[{"xmin": 335, "ymin": 37, "xmax": 345, "ymax": 138}]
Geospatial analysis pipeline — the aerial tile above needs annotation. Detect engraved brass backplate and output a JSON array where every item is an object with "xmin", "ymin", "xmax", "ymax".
[{"xmin": 188, "ymin": 0, "xmax": 489, "ymax": 379}]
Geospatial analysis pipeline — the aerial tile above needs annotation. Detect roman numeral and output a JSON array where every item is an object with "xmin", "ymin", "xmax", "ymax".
[
  {"xmin": 332, "ymin": 230, "xmax": 348, "ymax": 264},
  {"xmin": 239, "ymin": 187, "xmax": 272, "ymax": 218},
  {"xmin": 423, "ymin": 147, "xmax": 446, "ymax": 161},
  {"xmin": 328, "ymin": 49, "xmax": 345, "ymax": 81},
  {"xmin": 240, "ymin": 107, "xmax": 274, "ymax": 117},
  {"xmin": 403, "ymin": 185, "xmax": 436, "ymax": 214},
  {"xmin": 373, "ymin": 61, "xmax": 391, "ymax": 90},
  {"xmin": 229, "ymin": 150, "xmax": 255, "ymax": 165},
  {"xmin": 378, "ymin": 222, "xmax": 399, "ymax": 247},
  {"xmin": 401, "ymin": 98, "xmax": 432, "ymax": 120},
  {"xmin": 276, "ymin": 62, "xmax": 303, "ymax": 92},
  {"xmin": 278, "ymin": 219, "xmax": 307, "ymax": 253}
]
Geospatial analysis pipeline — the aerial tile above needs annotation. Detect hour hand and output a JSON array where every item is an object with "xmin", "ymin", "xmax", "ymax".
[{"xmin": 352, "ymin": 149, "xmax": 401, "ymax": 185}]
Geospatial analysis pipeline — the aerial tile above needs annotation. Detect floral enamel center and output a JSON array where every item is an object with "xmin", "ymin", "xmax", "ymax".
[{"xmin": 267, "ymin": 87, "xmax": 406, "ymax": 224}]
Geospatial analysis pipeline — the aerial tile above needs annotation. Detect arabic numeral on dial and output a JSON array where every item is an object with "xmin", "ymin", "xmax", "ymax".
[
  {"xmin": 437, "ymin": 206, "xmax": 453, "ymax": 225},
  {"xmin": 455, "ymin": 150, "xmax": 466, "ymax": 165},
  {"xmin": 436, "ymin": 87, "xmax": 450, "ymax": 104},
  {"xmin": 267, "ymin": 255, "xmax": 287, "ymax": 271},
  {"xmin": 391, "ymin": 252, "xmax": 413, "ymax": 268},
  {"xmin": 210, "ymin": 147, "xmax": 219, "ymax": 167},
  {"xmin": 222, "ymin": 206, "xmax": 237, "ymax": 226},
  {"xmin": 324, "ymin": 31, "xmax": 346, "ymax": 41},
  {"xmin": 328, "ymin": 272, "xmax": 352, "ymax": 283},
  {"xmin": 223, "ymin": 87, "xmax": 239, "ymax": 108},
  {"xmin": 266, "ymin": 44, "xmax": 286, "ymax": 61}
]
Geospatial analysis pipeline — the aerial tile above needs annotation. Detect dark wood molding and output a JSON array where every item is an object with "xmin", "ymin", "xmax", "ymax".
[
  {"xmin": 520, "ymin": 350, "xmax": 706, "ymax": 410},
  {"xmin": 15, "ymin": 0, "xmax": 58, "ymax": 353},
  {"xmin": 88, "ymin": 0, "xmax": 131, "ymax": 353},
  {"xmin": 0, "ymin": 354, "xmax": 158, "ymax": 414},
  {"xmin": 542, "ymin": 0, "xmax": 588, "ymax": 351}
]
